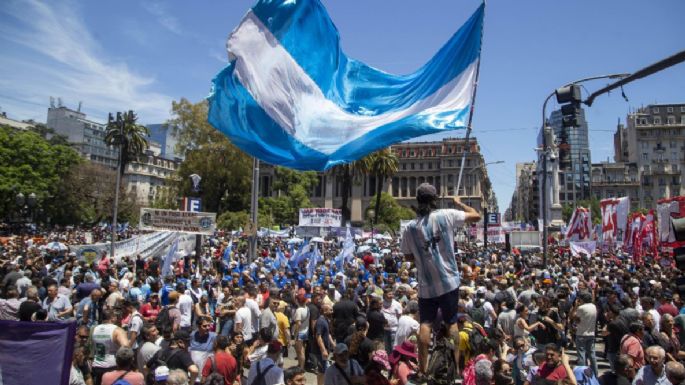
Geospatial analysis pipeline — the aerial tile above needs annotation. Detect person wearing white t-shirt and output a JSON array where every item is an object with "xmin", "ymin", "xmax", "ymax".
[
  {"xmin": 176, "ymin": 283, "xmax": 194, "ymax": 331},
  {"xmin": 394, "ymin": 301, "xmax": 420, "ymax": 347},
  {"xmin": 234, "ymin": 296, "xmax": 255, "ymax": 343},
  {"xmin": 573, "ymin": 291, "xmax": 598, "ymax": 376},
  {"xmin": 381, "ymin": 287, "xmax": 403, "ymax": 353},
  {"xmin": 292, "ymin": 297, "xmax": 310, "ymax": 369}
]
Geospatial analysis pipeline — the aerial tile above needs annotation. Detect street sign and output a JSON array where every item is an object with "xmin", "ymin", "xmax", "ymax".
[
  {"xmin": 487, "ymin": 212, "xmax": 501, "ymax": 226},
  {"xmin": 182, "ymin": 197, "xmax": 202, "ymax": 212},
  {"xmin": 140, "ymin": 208, "xmax": 216, "ymax": 235}
]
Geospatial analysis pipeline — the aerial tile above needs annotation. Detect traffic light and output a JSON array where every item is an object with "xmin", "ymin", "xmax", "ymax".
[{"xmin": 556, "ymin": 85, "xmax": 582, "ymax": 128}]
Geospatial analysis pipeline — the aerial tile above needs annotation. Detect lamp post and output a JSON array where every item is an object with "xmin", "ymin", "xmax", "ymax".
[{"xmin": 15, "ymin": 192, "xmax": 37, "ymax": 232}]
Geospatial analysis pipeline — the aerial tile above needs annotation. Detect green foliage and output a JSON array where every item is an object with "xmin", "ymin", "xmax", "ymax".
[
  {"xmin": 561, "ymin": 196, "xmax": 601, "ymax": 224},
  {"xmin": 217, "ymin": 210, "xmax": 249, "ymax": 231},
  {"xmin": 168, "ymin": 99, "xmax": 252, "ymax": 214},
  {"xmin": 104, "ymin": 111, "xmax": 150, "ymax": 175},
  {"xmin": 358, "ymin": 149, "xmax": 399, "ymax": 224},
  {"xmin": 0, "ymin": 125, "xmax": 83, "ymax": 224},
  {"xmin": 365, "ymin": 192, "xmax": 415, "ymax": 233}
]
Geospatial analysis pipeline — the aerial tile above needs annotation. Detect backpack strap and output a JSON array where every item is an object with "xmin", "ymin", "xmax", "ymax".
[
  {"xmin": 335, "ymin": 363, "xmax": 354, "ymax": 385},
  {"xmin": 254, "ymin": 361, "xmax": 275, "ymax": 384},
  {"xmin": 113, "ymin": 370, "xmax": 130, "ymax": 382}
]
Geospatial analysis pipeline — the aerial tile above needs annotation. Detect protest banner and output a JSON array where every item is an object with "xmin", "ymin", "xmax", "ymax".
[
  {"xmin": 600, "ymin": 197, "xmax": 630, "ymax": 244},
  {"xmin": 298, "ymin": 208, "xmax": 342, "ymax": 227},
  {"xmin": 139, "ymin": 208, "xmax": 217, "ymax": 234},
  {"xmin": 570, "ymin": 241, "xmax": 597, "ymax": 257}
]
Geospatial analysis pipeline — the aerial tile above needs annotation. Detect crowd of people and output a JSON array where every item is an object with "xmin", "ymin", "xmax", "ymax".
[{"xmin": 1, "ymin": 182, "xmax": 684, "ymax": 385}]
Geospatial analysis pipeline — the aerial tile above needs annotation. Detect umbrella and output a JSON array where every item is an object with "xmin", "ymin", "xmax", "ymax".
[
  {"xmin": 46, "ymin": 241, "xmax": 68, "ymax": 251},
  {"xmin": 287, "ymin": 237, "xmax": 304, "ymax": 245},
  {"xmin": 310, "ymin": 237, "xmax": 325, "ymax": 243}
]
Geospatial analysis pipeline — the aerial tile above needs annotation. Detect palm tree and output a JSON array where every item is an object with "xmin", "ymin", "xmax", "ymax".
[
  {"xmin": 361, "ymin": 149, "xmax": 399, "ymax": 224},
  {"xmin": 105, "ymin": 110, "xmax": 150, "ymax": 175}
]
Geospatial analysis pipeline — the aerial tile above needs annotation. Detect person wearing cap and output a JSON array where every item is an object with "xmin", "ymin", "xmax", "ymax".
[
  {"xmin": 245, "ymin": 340, "xmax": 284, "ymax": 385},
  {"xmin": 390, "ymin": 340, "xmax": 418, "ymax": 385},
  {"xmin": 323, "ymin": 343, "xmax": 365, "ymax": 385},
  {"xmin": 400, "ymin": 183, "xmax": 481, "ymax": 376}
]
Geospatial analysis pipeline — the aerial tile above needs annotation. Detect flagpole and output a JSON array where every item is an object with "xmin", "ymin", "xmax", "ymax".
[
  {"xmin": 455, "ymin": 2, "xmax": 485, "ymax": 208},
  {"xmin": 249, "ymin": 157, "xmax": 260, "ymax": 263}
]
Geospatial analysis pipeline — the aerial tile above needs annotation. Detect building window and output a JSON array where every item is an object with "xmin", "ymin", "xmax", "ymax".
[
  {"xmin": 653, "ymin": 107, "xmax": 659, "ymax": 113},
  {"xmin": 642, "ymin": 153, "xmax": 648, "ymax": 161},
  {"xmin": 668, "ymin": 116, "xmax": 676, "ymax": 125},
  {"xmin": 428, "ymin": 162, "xmax": 432, "ymax": 170},
  {"xmin": 410, "ymin": 163, "xmax": 415, "ymax": 170},
  {"xmin": 667, "ymin": 107, "xmax": 673, "ymax": 113},
  {"xmin": 654, "ymin": 118, "xmax": 661, "ymax": 125}
]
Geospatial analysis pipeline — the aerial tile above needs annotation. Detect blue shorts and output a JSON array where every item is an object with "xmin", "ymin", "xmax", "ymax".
[
  {"xmin": 418, "ymin": 288, "xmax": 459, "ymax": 325},
  {"xmin": 297, "ymin": 331, "xmax": 308, "ymax": 341}
]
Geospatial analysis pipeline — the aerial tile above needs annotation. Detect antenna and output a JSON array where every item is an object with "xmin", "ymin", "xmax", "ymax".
[
  {"xmin": 77, "ymin": 101, "xmax": 82, "ymax": 112},
  {"xmin": 50, "ymin": 97, "xmax": 55, "ymax": 108},
  {"xmin": 57, "ymin": 97, "xmax": 63, "ymax": 107}
]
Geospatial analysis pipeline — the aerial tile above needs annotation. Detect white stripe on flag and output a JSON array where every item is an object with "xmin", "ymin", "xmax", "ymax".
[{"xmin": 228, "ymin": 12, "xmax": 477, "ymax": 155}]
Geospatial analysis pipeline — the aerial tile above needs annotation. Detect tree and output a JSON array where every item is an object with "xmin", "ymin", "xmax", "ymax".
[
  {"xmin": 561, "ymin": 197, "xmax": 601, "ymax": 225},
  {"xmin": 267, "ymin": 166, "xmax": 318, "ymax": 224},
  {"xmin": 364, "ymin": 192, "xmax": 415, "ymax": 234},
  {"xmin": 359, "ymin": 149, "xmax": 399, "ymax": 225},
  {"xmin": 217, "ymin": 210, "xmax": 249, "ymax": 231},
  {"xmin": 0, "ymin": 125, "xmax": 84, "ymax": 225},
  {"xmin": 105, "ymin": 111, "xmax": 150, "ymax": 175},
  {"xmin": 167, "ymin": 99, "xmax": 252, "ymax": 214}
]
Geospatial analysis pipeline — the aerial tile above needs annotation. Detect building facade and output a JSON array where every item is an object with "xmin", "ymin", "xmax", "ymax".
[
  {"xmin": 590, "ymin": 162, "xmax": 640, "ymax": 210},
  {"xmin": 508, "ymin": 162, "xmax": 538, "ymax": 223},
  {"xmin": 124, "ymin": 141, "xmax": 182, "ymax": 206},
  {"xmin": 615, "ymin": 104, "xmax": 685, "ymax": 207},
  {"xmin": 548, "ymin": 107, "xmax": 592, "ymax": 204},
  {"xmin": 148, "ymin": 123, "xmax": 183, "ymax": 161},
  {"xmin": 46, "ymin": 105, "xmax": 119, "ymax": 168},
  {"xmin": 259, "ymin": 137, "xmax": 496, "ymax": 225}
]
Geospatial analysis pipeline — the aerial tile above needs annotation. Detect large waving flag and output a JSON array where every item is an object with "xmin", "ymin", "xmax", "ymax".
[
  {"xmin": 335, "ymin": 226, "xmax": 355, "ymax": 271},
  {"xmin": 208, "ymin": 0, "xmax": 484, "ymax": 171}
]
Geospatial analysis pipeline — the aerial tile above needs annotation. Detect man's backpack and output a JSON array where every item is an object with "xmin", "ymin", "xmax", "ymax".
[
  {"xmin": 145, "ymin": 349, "xmax": 179, "ymax": 385},
  {"xmin": 465, "ymin": 322, "xmax": 488, "ymax": 356},
  {"xmin": 155, "ymin": 305, "xmax": 174, "ymax": 333},
  {"xmin": 202, "ymin": 356, "xmax": 225, "ymax": 385},
  {"xmin": 427, "ymin": 337, "xmax": 456, "ymax": 385},
  {"xmin": 252, "ymin": 361, "xmax": 275, "ymax": 385},
  {"xmin": 468, "ymin": 301, "xmax": 486, "ymax": 326}
]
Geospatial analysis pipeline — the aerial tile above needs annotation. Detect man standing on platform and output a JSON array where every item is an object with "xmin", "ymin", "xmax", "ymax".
[{"xmin": 400, "ymin": 183, "xmax": 481, "ymax": 379}]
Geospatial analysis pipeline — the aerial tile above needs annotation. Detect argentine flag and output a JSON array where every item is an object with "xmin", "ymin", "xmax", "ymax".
[{"xmin": 208, "ymin": 0, "xmax": 484, "ymax": 171}]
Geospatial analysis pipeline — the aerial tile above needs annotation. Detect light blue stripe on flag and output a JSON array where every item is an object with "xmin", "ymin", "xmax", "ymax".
[{"xmin": 208, "ymin": 0, "xmax": 484, "ymax": 171}]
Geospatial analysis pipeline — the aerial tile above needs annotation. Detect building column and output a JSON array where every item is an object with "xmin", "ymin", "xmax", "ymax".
[{"xmin": 324, "ymin": 175, "xmax": 333, "ymax": 209}]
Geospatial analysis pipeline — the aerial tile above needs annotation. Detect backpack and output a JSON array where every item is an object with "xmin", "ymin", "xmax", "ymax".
[
  {"xmin": 155, "ymin": 305, "xmax": 174, "ymax": 334},
  {"xmin": 468, "ymin": 301, "xmax": 486, "ymax": 327},
  {"xmin": 202, "ymin": 356, "xmax": 225, "ymax": 385},
  {"xmin": 146, "ymin": 349, "xmax": 179, "ymax": 385},
  {"xmin": 112, "ymin": 370, "xmax": 132, "ymax": 385},
  {"xmin": 465, "ymin": 322, "xmax": 488, "ymax": 356},
  {"xmin": 427, "ymin": 337, "xmax": 456, "ymax": 385},
  {"xmin": 252, "ymin": 361, "xmax": 275, "ymax": 385}
]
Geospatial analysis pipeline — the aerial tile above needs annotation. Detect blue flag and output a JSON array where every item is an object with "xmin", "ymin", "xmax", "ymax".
[
  {"xmin": 222, "ymin": 239, "xmax": 233, "ymax": 262},
  {"xmin": 161, "ymin": 235, "xmax": 179, "ymax": 277},
  {"xmin": 335, "ymin": 226, "xmax": 355, "ymax": 271},
  {"xmin": 208, "ymin": 0, "xmax": 484, "ymax": 171},
  {"xmin": 274, "ymin": 246, "xmax": 287, "ymax": 270},
  {"xmin": 306, "ymin": 245, "xmax": 321, "ymax": 280}
]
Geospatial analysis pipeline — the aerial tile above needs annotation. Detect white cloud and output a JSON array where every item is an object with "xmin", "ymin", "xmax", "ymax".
[
  {"xmin": 142, "ymin": 2, "xmax": 183, "ymax": 35},
  {"xmin": 0, "ymin": 0, "xmax": 173, "ymax": 124}
]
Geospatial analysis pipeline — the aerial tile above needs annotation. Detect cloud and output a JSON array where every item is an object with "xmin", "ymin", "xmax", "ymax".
[
  {"xmin": 0, "ymin": 0, "xmax": 173, "ymax": 123},
  {"xmin": 142, "ymin": 2, "xmax": 183, "ymax": 35}
]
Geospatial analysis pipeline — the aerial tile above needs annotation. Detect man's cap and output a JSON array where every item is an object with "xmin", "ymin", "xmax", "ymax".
[
  {"xmin": 155, "ymin": 366, "xmax": 170, "ymax": 381},
  {"xmin": 334, "ymin": 343, "xmax": 349, "ymax": 355},
  {"xmin": 268, "ymin": 340, "xmax": 283, "ymax": 354},
  {"xmin": 416, "ymin": 183, "xmax": 438, "ymax": 203}
]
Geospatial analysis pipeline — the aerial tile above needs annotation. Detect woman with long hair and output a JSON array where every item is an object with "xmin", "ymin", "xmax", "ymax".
[{"xmin": 347, "ymin": 318, "xmax": 374, "ymax": 370}]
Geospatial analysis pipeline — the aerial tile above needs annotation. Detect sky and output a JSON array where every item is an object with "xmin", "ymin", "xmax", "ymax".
[{"xmin": 1, "ymin": 0, "xmax": 684, "ymax": 211}]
